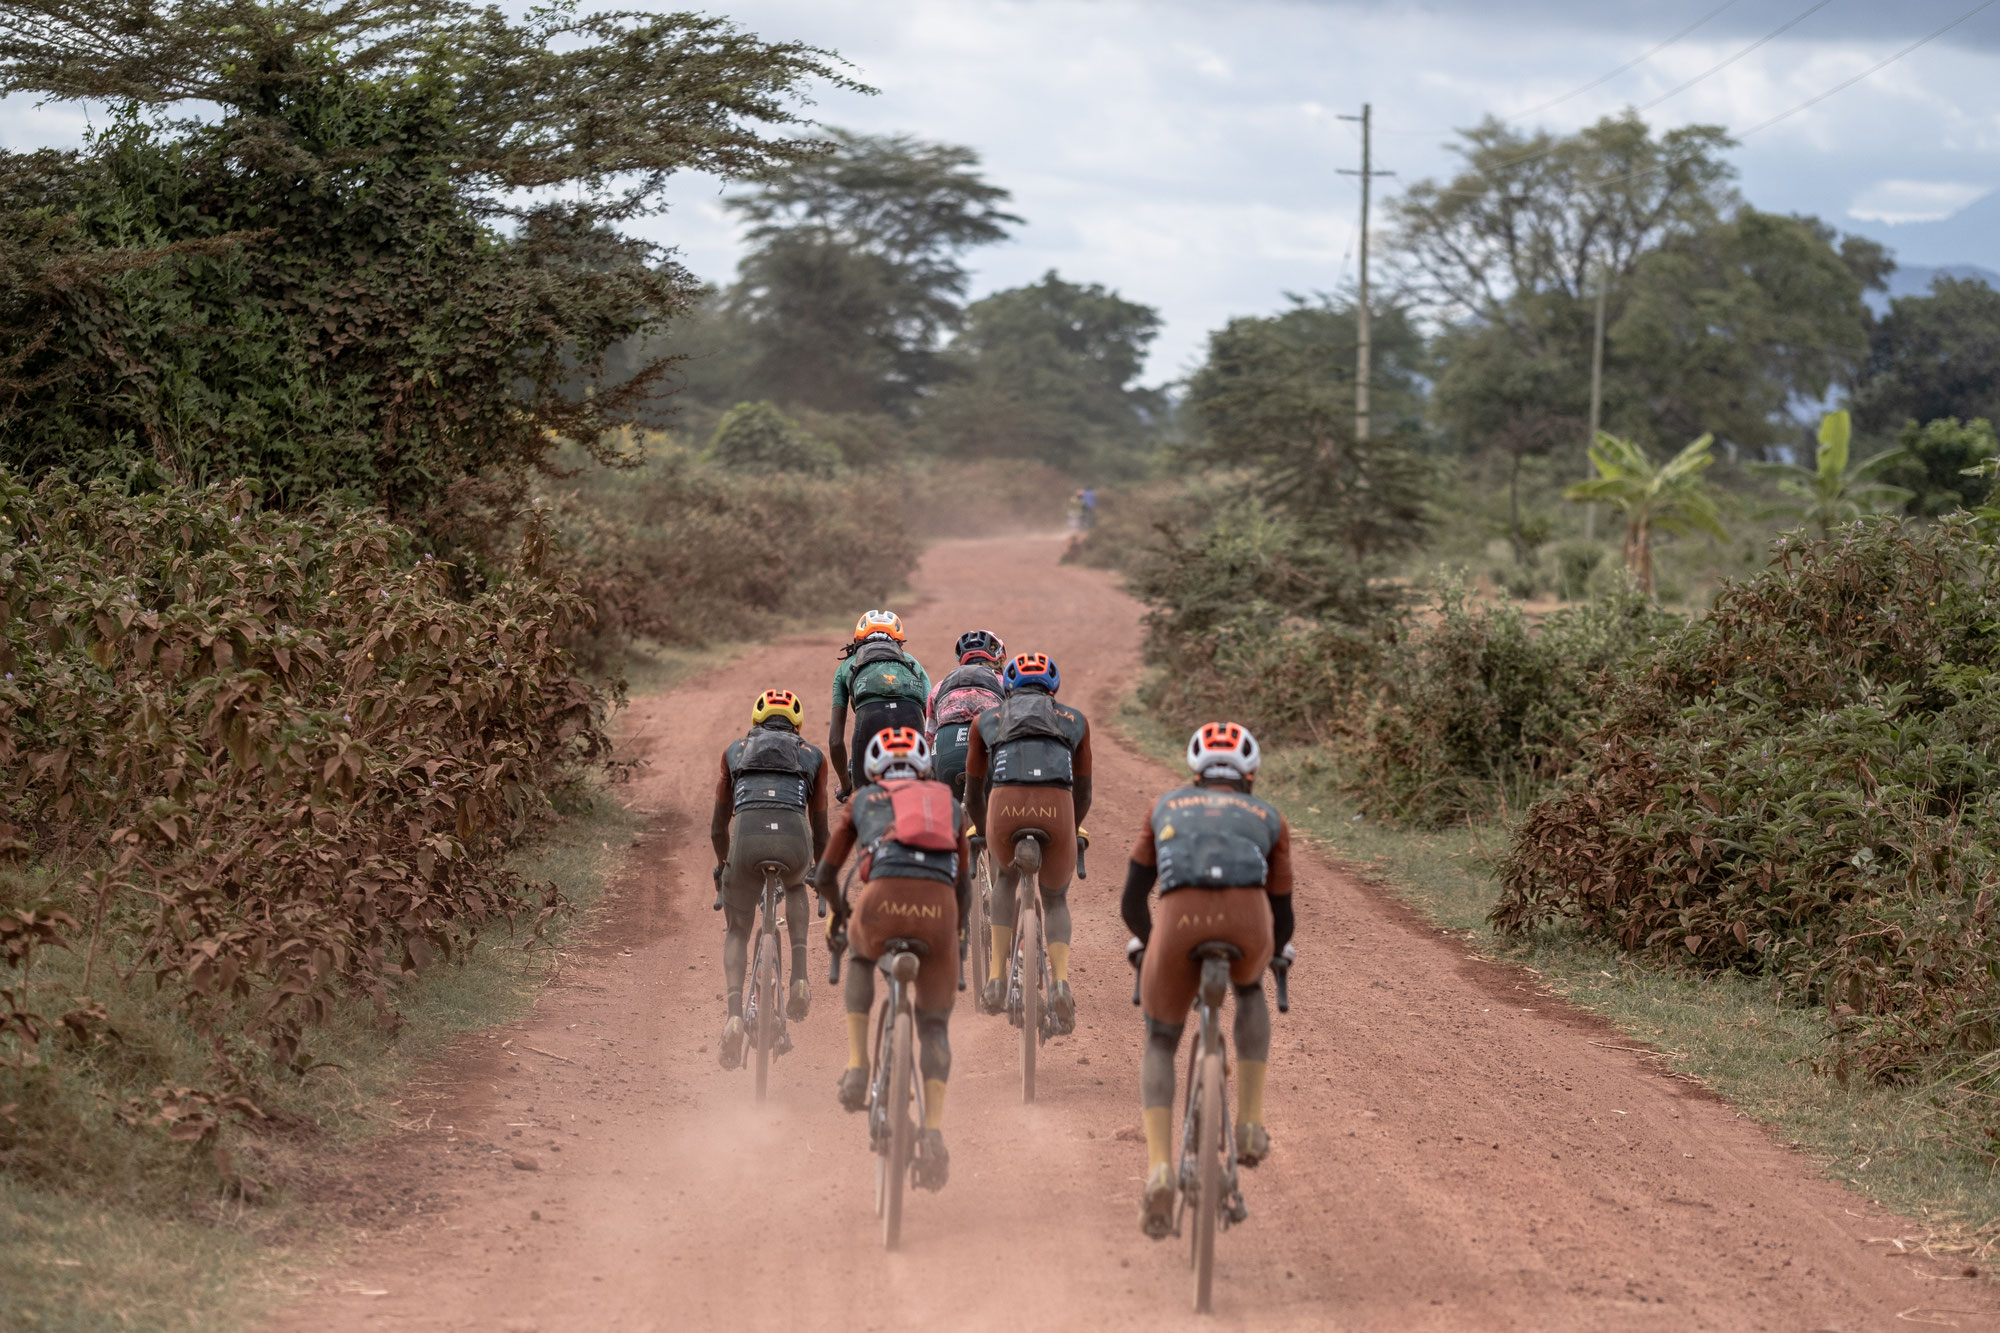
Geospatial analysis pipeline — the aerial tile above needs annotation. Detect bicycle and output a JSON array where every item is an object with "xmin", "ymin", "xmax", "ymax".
[
  {"xmin": 1001, "ymin": 829, "xmax": 1052, "ymax": 1102},
  {"xmin": 1129, "ymin": 937, "xmax": 1294, "ymax": 1313},
  {"xmin": 744, "ymin": 860, "xmax": 792, "ymax": 1102},
  {"xmin": 829, "ymin": 923, "xmax": 928, "ymax": 1251}
]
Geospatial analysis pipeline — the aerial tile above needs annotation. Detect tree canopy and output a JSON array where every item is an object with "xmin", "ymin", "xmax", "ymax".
[
  {"xmin": 724, "ymin": 129, "xmax": 1019, "ymax": 413},
  {"xmin": 0, "ymin": 0, "xmax": 855, "ymax": 515},
  {"xmin": 1856, "ymin": 277, "xmax": 2000, "ymax": 438}
]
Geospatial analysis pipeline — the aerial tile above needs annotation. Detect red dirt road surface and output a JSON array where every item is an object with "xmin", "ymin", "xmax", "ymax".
[{"xmin": 271, "ymin": 536, "xmax": 1994, "ymax": 1332}]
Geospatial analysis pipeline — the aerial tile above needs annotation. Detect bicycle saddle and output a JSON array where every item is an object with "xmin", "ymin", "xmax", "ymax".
[
  {"xmin": 880, "ymin": 937, "xmax": 931, "ymax": 958},
  {"xmin": 757, "ymin": 860, "xmax": 788, "ymax": 875},
  {"xmin": 1190, "ymin": 941, "xmax": 1245, "ymax": 963}
]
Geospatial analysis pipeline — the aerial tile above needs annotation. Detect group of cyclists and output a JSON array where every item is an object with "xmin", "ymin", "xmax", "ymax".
[{"xmin": 707, "ymin": 609, "xmax": 1296, "ymax": 1240}]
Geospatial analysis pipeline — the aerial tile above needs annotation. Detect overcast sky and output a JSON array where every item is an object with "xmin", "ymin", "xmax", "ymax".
[{"xmin": 6, "ymin": 0, "xmax": 1997, "ymax": 382}]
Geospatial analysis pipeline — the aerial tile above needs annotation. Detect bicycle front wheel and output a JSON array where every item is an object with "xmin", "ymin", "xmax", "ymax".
[
  {"xmin": 883, "ymin": 1006, "xmax": 915, "ymax": 1251},
  {"xmin": 753, "ymin": 934, "xmax": 776, "ymax": 1102},
  {"xmin": 1192, "ymin": 1048, "xmax": 1224, "ymax": 1313}
]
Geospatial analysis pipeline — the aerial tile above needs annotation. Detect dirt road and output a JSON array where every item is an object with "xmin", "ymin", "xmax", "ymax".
[{"xmin": 272, "ymin": 535, "xmax": 1990, "ymax": 1332}]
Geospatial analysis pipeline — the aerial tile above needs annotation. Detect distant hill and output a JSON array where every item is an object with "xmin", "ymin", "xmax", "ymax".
[{"xmin": 1866, "ymin": 263, "xmax": 2000, "ymax": 313}]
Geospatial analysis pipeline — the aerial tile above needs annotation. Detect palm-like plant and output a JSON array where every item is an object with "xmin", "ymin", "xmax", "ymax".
[
  {"xmin": 1565, "ymin": 431, "xmax": 1728, "ymax": 597},
  {"xmin": 1747, "ymin": 410, "xmax": 1913, "ymax": 537}
]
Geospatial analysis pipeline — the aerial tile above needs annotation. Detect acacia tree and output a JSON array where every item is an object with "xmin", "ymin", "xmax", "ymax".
[
  {"xmin": 725, "ymin": 130, "xmax": 1020, "ymax": 413},
  {"xmin": 0, "ymin": 0, "xmax": 859, "ymax": 514}
]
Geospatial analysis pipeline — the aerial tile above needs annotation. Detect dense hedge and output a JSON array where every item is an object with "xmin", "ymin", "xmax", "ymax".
[
  {"xmin": 0, "ymin": 470, "xmax": 609, "ymax": 1160},
  {"xmin": 1494, "ymin": 520, "xmax": 2000, "ymax": 1117}
]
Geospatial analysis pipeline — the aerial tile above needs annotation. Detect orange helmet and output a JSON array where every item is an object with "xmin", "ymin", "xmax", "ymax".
[
  {"xmin": 751, "ymin": 688, "xmax": 802, "ymax": 727},
  {"xmin": 1187, "ymin": 721, "xmax": 1259, "ymax": 781},
  {"xmin": 853, "ymin": 609, "xmax": 906, "ymax": 643},
  {"xmin": 863, "ymin": 726, "xmax": 932, "ymax": 780}
]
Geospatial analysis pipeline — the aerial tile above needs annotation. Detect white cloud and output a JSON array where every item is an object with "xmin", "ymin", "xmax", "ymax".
[{"xmin": 1849, "ymin": 179, "xmax": 1995, "ymax": 225}]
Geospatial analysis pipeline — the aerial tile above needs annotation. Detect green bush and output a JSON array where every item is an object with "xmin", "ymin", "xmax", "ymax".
[
  {"xmin": 1494, "ymin": 519, "xmax": 2000, "ymax": 1144},
  {"xmin": 1129, "ymin": 505, "xmax": 1402, "ymax": 741},
  {"xmin": 1351, "ymin": 580, "xmax": 1674, "ymax": 825},
  {"xmin": 0, "ymin": 469, "xmax": 609, "ymax": 1187},
  {"xmin": 707, "ymin": 401, "xmax": 843, "ymax": 477},
  {"xmin": 1553, "ymin": 539, "xmax": 1607, "ymax": 599}
]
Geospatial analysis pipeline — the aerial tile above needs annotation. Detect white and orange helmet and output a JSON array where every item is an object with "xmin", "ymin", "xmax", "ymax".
[{"xmin": 1187, "ymin": 722, "xmax": 1260, "ymax": 782}]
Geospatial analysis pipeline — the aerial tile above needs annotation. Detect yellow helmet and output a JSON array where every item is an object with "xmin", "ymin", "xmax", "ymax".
[
  {"xmin": 751, "ymin": 688, "xmax": 803, "ymax": 728},
  {"xmin": 853, "ymin": 609, "xmax": 905, "ymax": 643}
]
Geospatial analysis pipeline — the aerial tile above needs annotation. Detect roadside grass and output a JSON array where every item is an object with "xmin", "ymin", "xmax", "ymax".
[
  {"xmin": 0, "ymin": 792, "xmax": 638, "ymax": 1333},
  {"xmin": 1115, "ymin": 696, "xmax": 2000, "ymax": 1254}
]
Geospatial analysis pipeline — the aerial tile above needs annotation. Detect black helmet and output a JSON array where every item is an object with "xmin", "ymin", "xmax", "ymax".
[{"xmin": 955, "ymin": 628, "xmax": 1005, "ymax": 665}]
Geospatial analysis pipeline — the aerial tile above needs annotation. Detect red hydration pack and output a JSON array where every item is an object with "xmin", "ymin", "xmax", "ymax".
[{"xmin": 884, "ymin": 778, "xmax": 958, "ymax": 850}]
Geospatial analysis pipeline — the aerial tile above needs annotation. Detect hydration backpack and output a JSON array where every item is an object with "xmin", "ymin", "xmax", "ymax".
[
  {"xmin": 851, "ymin": 779, "xmax": 959, "ymax": 885},
  {"xmin": 988, "ymin": 692, "xmax": 1077, "ymax": 787},
  {"xmin": 931, "ymin": 663, "xmax": 1003, "ymax": 726},
  {"xmin": 726, "ymin": 727, "xmax": 815, "ymax": 812},
  {"xmin": 849, "ymin": 638, "xmax": 925, "ymax": 706}
]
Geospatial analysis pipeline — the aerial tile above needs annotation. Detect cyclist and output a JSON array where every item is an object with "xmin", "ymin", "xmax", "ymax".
[
  {"xmin": 1122, "ymin": 721, "xmax": 1294, "ymax": 1239},
  {"xmin": 829, "ymin": 610, "xmax": 930, "ymax": 800},
  {"xmin": 710, "ymin": 689, "xmax": 831, "ymax": 1069},
  {"xmin": 812, "ymin": 727, "xmax": 971, "ymax": 1191},
  {"xmin": 962, "ymin": 652, "xmax": 1091, "ymax": 1030},
  {"xmin": 926, "ymin": 629, "xmax": 1006, "ymax": 801}
]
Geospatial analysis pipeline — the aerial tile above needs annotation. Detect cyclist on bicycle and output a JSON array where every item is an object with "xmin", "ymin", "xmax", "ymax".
[
  {"xmin": 962, "ymin": 652, "xmax": 1091, "ymax": 1031},
  {"xmin": 710, "ymin": 689, "xmax": 832, "ymax": 1069},
  {"xmin": 829, "ymin": 610, "xmax": 930, "ymax": 800},
  {"xmin": 812, "ymin": 727, "xmax": 971, "ymax": 1190},
  {"xmin": 1122, "ymin": 721, "xmax": 1294, "ymax": 1239},
  {"xmin": 926, "ymin": 629, "xmax": 1006, "ymax": 801}
]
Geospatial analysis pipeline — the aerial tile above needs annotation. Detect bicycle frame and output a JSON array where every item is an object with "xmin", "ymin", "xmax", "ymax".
[
  {"xmin": 867, "ymin": 944, "xmax": 926, "ymax": 1251},
  {"xmin": 1004, "ymin": 833, "xmax": 1051, "ymax": 1101},
  {"xmin": 749, "ymin": 862, "xmax": 787, "ymax": 1101}
]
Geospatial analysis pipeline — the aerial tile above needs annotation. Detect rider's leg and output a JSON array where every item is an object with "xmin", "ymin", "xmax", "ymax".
[
  {"xmin": 843, "ymin": 957, "xmax": 874, "ymax": 1071},
  {"xmin": 915, "ymin": 1008, "xmax": 951, "ymax": 1129},
  {"xmin": 1140, "ymin": 1017, "xmax": 1184, "ymax": 1173},
  {"xmin": 988, "ymin": 860, "xmax": 1019, "ymax": 983},
  {"xmin": 1043, "ymin": 885, "xmax": 1072, "ymax": 982},
  {"xmin": 1233, "ymin": 980, "xmax": 1271, "ymax": 1118},
  {"xmin": 784, "ymin": 884, "xmax": 810, "ymax": 1014}
]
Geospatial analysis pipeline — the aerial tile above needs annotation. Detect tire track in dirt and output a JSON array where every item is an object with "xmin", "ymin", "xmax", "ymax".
[{"xmin": 269, "ymin": 534, "xmax": 1991, "ymax": 1332}]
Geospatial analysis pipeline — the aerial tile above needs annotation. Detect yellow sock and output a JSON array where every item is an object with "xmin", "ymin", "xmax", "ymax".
[
  {"xmin": 923, "ymin": 1079, "xmax": 947, "ymax": 1130},
  {"xmin": 1238, "ymin": 1059, "xmax": 1268, "ymax": 1127},
  {"xmin": 1143, "ymin": 1106, "xmax": 1172, "ymax": 1173},
  {"xmin": 844, "ymin": 1012, "xmax": 869, "ymax": 1071},
  {"xmin": 989, "ymin": 927, "xmax": 1012, "ymax": 982},
  {"xmin": 1048, "ymin": 940, "xmax": 1070, "ymax": 983}
]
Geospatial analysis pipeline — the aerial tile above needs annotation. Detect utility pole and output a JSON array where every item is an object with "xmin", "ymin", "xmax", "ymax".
[
  {"xmin": 1585, "ymin": 264, "xmax": 1608, "ymax": 540},
  {"xmin": 1338, "ymin": 104, "xmax": 1393, "ymax": 442}
]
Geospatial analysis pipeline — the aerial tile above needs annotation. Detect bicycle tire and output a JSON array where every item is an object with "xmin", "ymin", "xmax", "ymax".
[
  {"xmin": 884, "ymin": 1005, "xmax": 915, "ymax": 1251},
  {"xmin": 1192, "ymin": 1048, "xmax": 1224, "ymax": 1313},
  {"xmin": 752, "ymin": 933, "xmax": 775, "ymax": 1102},
  {"xmin": 968, "ymin": 848, "xmax": 989, "ymax": 1006},
  {"xmin": 871, "ymin": 998, "xmax": 891, "ymax": 1220},
  {"xmin": 1020, "ymin": 868, "xmax": 1039, "ymax": 1103}
]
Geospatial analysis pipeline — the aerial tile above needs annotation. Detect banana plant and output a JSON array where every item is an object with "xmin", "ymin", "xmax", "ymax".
[
  {"xmin": 1564, "ymin": 431, "xmax": 1728, "ymax": 598},
  {"xmin": 1748, "ymin": 410, "xmax": 1913, "ymax": 537}
]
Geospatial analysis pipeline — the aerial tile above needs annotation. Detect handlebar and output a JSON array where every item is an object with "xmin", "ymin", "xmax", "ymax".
[
  {"xmin": 1273, "ymin": 942, "xmax": 1296, "ymax": 1014},
  {"xmin": 828, "ymin": 922, "xmax": 848, "ymax": 984},
  {"xmin": 1127, "ymin": 938, "xmax": 1144, "ymax": 1007},
  {"xmin": 1077, "ymin": 839, "xmax": 1088, "ymax": 880}
]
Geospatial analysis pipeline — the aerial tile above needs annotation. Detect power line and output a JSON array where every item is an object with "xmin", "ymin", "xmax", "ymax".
[
  {"xmin": 1634, "ymin": 0, "xmax": 1837, "ymax": 112},
  {"xmin": 1504, "ymin": 0, "xmax": 1744, "ymax": 124},
  {"xmin": 1735, "ymin": 0, "xmax": 2000, "ymax": 138},
  {"xmin": 1411, "ymin": 0, "xmax": 1997, "ymax": 201}
]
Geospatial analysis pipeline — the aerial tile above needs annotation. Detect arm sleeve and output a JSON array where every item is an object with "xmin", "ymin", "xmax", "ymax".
[
  {"xmin": 808, "ymin": 758, "xmax": 830, "ymax": 860},
  {"xmin": 1121, "ymin": 859, "xmax": 1158, "ymax": 943},
  {"xmin": 1266, "ymin": 819, "xmax": 1294, "ymax": 896},
  {"xmin": 812, "ymin": 815, "xmax": 857, "ymax": 897},
  {"xmin": 1269, "ymin": 893, "xmax": 1295, "ymax": 953},
  {"xmin": 710, "ymin": 756, "xmax": 734, "ymax": 865}
]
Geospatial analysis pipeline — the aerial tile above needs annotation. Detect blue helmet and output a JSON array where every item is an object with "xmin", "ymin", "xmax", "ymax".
[{"xmin": 1003, "ymin": 652, "xmax": 1059, "ymax": 694}]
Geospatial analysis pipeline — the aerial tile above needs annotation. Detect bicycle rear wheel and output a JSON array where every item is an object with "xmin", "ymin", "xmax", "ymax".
[
  {"xmin": 883, "ymin": 1005, "xmax": 915, "ymax": 1251},
  {"xmin": 1019, "ymin": 871, "xmax": 1039, "ymax": 1104},
  {"xmin": 752, "ymin": 933, "xmax": 776, "ymax": 1102},
  {"xmin": 1192, "ymin": 1048, "xmax": 1224, "ymax": 1313}
]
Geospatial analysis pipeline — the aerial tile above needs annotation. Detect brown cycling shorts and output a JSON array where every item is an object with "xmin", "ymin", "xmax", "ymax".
[
  {"xmin": 848, "ymin": 875, "xmax": 959, "ymax": 1012},
  {"xmin": 984, "ymin": 784, "xmax": 1077, "ymax": 891},
  {"xmin": 1140, "ymin": 887, "xmax": 1274, "ymax": 1025}
]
